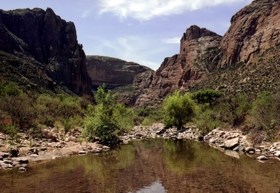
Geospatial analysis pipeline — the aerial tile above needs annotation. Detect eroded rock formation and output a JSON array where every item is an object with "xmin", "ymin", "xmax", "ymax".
[
  {"xmin": 135, "ymin": 26, "xmax": 222, "ymax": 105},
  {"xmin": 135, "ymin": 0, "xmax": 280, "ymax": 106},
  {"xmin": 219, "ymin": 0, "xmax": 280, "ymax": 67},
  {"xmin": 86, "ymin": 55, "xmax": 152, "ymax": 89},
  {"xmin": 0, "ymin": 8, "xmax": 91, "ymax": 94}
]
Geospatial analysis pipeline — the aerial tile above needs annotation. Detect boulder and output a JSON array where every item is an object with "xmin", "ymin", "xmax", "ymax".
[
  {"xmin": 19, "ymin": 167, "xmax": 27, "ymax": 172},
  {"xmin": 225, "ymin": 150, "xmax": 240, "ymax": 159},
  {"xmin": 274, "ymin": 151, "xmax": 280, "ymax": 157},
  {"xmin": 257, "ymin": 155, "xmax": 268, "ymax": 161},
  {"xmin": 245, "ymin": 147, "xmax": 255, "ymax": 154},
  {"xmin": 78, "ymin": 150, "xmax": 87, "ymax": 155},
  {"xmin": 224, "ymin": 137, "xmax": 239, "ymax": 149}
]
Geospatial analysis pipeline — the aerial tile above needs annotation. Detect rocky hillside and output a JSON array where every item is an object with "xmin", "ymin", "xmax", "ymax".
[
  {"xmin": 135, "ymin": 0, "xmax": 280, "ymax": 106},
  {"xmin": 86, "ymin": 55, "xmax": 152, "ymax": 89},
  {"xmin": 0, "ymin": 8, "xmax": 91, "ymax": 94}
]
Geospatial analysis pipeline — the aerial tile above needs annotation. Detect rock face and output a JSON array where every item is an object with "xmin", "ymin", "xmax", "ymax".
[
  {"xmin": 135, "ymin": 25, "xmax": 222, "ymax": 105},
  {"xmin": 0, "ymin": 8, "xmax": 91, "ymax": 94},
  {"xmin": 135, "ymin": 0, "xmax": 280, "ymax": 105},
  {"xmin": 219, "ymin": 0, "xmax": 280, "ymax": 67},
  {"xmin": 86, "ymin": 55, "xmax": 152, "ymax": 89}
]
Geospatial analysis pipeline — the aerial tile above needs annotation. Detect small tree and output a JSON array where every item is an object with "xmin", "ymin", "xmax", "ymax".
[
  {"xmin": 84, "ymin": 86, "xmax": 133, "ymax": 144},
  {"xmin": 162, "ymin": 91, "xmax": 196, "ymax": 130},
  {"xmin": 192, "ymin": 89, "xmax": 222, "ymax": 108}
]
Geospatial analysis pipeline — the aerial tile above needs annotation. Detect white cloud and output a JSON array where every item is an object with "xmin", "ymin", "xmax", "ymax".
[
  {"xmin": 162, "ymin": 37, "xmax": 181, "ymax": 44},
  {"xmin": 98, "ymin": 0, "xmax": 252, "ymax": 21}
]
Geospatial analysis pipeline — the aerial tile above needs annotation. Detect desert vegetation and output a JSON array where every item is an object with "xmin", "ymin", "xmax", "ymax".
[{"xmin": 0, "ymin": 81, "xmax": 279, "ymax": 145}]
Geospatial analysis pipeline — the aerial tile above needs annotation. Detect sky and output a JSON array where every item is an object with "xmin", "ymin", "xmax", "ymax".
[{"xmin": 0, "ymin": 0, "xmax": 252, "ymax": 70}]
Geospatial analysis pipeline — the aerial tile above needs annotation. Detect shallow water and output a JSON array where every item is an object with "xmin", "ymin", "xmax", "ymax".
[{"xmin": 1, "ymin": 139, "xmax": 280, "ymax": 193}]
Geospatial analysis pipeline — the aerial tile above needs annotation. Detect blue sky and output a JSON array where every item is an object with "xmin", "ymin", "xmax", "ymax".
[{"xmin": 1, "ymin": 0, "xmax": 252, "ymax": 70}]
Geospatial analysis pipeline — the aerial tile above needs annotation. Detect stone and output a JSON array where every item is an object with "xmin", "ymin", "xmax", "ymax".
[
  {"xmin": 3, "ymin": 159, "xmax": 13, "ymax": 165},
  {"xmin": 245, "ymin": 147, "xmax": 255, "ymax": 154},
  {"xmin": 225, "ymin": 150, "xmax": 240, "ymax": 159},
  {"xmin": 15, "ymin": 157, "xmax": 29, "ymax": 164},
  {"xmin": 224, "ymin": 137, "xmax": 239, "ymax": 149},
  {"xmin": 19, "ymin": 167, "xmax": 27, "ymax": 172},
  {"xmin": 30, "ymin": 154, "xmax": 38, "ymax": 158},
  {"xmin": 102, "ymin": 146, "xmax": 110, "ymax": 151},
  {"xmin": 257, "ymin": 155, "xmax": 268, "ymax": 161},
  {"xmin": 274, "ymin": 151, "xmax": 280, "ymax": 157},
  {"xmin": 78, "ymin": 151, "xmax": 87, "ymax": 155},
  {"xmin": 0, "ymin": 152, "xmax": 9, "ymax": 159}
]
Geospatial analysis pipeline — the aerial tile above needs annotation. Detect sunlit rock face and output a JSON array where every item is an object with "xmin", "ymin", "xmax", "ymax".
[
  {"xmin": 135, "ymin": 25, "xmax": 222, "ymax": 106},
  {"xmin": 86, "ymin": 55, "xmax": 152, "ymax": 89},
  {"xmin": 134, "ymin": 0, "xmax": 280, "ymax": 106},
  {"xmin": 219, "ymin": 0, "xmax": 280, "ymax": 67}
]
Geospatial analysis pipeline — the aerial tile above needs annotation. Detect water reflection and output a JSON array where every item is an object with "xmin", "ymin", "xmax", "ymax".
[
  {"xmin": 0, "ymin": 139, "xmax": 280, "ymax": 193},
  {"xmin": 129, "ymin": 180, "xmax": 167, "ymax": 193}
]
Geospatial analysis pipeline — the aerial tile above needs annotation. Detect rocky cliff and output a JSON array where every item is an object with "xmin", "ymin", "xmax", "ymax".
[
  {"xmin": 0, "ymin": 8, "xmax": 91, "ymax": 94},
  {"xmin": 86, "ymin": 55, "xmax": 152, "ymax": 89},
  {"xmin": 135, "ymin": 0, "xmax": 280, "ymax": 106},
  {"xmin": 219, "ymin": 0, "xmax": 280, "ymax": 67},
  {"xmin": 135, "ymin": 26, "xmax": 222, "ymax": 105}
]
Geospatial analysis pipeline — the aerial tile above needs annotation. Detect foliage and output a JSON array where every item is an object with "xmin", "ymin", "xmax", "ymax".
[
  {"xmin": 250, "ymin": 92, "xmax": 280, "ymax": 140},
  {"xmin": 192, "ymin": 89, "xmax": 222, "ymax": 108},
  {"xmin": 194, "ymin": 106, "xmax": 223, "ymax": 135},
  {"xmin": 162, "ymin": 91, "xmax": 196, "ymax": 130},
  {"xmin": 84, "ymin": 86, "xmax": 133, "ymax": 144},
  {"xmin": 215, "ymin": 93, "xmax": 251, "ymax": 126},
  {"xmin": 35, "ymin": 93, "xmax": 84, "ymax": 132},
  {"xmin": 134, "ymin": 106, "xmax": 163, "ymax": 126},
  {"xmin": 0, "ymin": 94, "xmax": 36, "ymax": 130},
  {"xmin": 0, "ymin": 82, "xmax": 22, "ymax": 96}
]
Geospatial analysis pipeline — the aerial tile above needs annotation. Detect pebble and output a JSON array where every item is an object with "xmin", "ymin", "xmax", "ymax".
[
  {"xmin": 78, "ymin": 150, "xmax": 87, "ymax": 155},
  {"xmin": 19, "ymin": 167, "xmax": 27, "ymax": 172},
  {"xmin": 257, "ymin": 155, "xmax": 268, "ymax": 161}
]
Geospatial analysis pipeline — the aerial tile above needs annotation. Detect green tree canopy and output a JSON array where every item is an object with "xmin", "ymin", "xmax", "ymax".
[{"xmin": 162, "ymin": 91, "xmax": 196, "ymax": 130}]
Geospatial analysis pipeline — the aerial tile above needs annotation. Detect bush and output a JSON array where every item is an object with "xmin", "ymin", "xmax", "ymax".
[
  {"xmin": 192, "ymin": 89, "xmax": 222, "ymax": 108},
  {"xmin": 250, "ymin": 92, "xmax": 279, "ymax": 140},
  {"xmin": 162, "ymin": 91, "xmax": 196, "ymax": 130},
  {"xmin": 83, "ymin": 86, "xmax": 133, "ymax": 144},
  {"xmin": 35, "ymin": 94, "xmax": 84, "ymax": 127},
  {"xmin": 215, "ymin": 93, "xmax": 251, "ymax": 126},
  {"xmin": 134, "ymin": 106, "xmax": 163, "ymax": 125},
  {"xmin": 194, "ymin": 107, "xmax": 223, "ymax": 135},
  {"xmin": 0, "ymin": 94, "xmax": 36, "ymax": 130}
]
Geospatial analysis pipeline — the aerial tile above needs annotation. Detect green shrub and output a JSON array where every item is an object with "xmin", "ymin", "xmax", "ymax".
[
  {"xmin": 215, "ymin": 93, "xmax": 251, "ymax": 126},
  {"xmin": 250, "ymin": 92, "xmax": 279, "ymax": 140},
  {"xmin": 83, "ymin": 86, "xmax": 133, "ymax": 144},
  {"xmin": 134, "ymin": 106, "xmax": 163, "ymax": 125},
  {"xmin": 0, "ymin": 94, "xmax": 36, "ymax": 130},
  {"xmin": 192, "ymin": 89, "xmax": 222, "ymax": 108},
  {"xmin": 194, "ymin": 106, "xmax": 223, "ymax": 135},
  {"xmin": 162, "ymin": 91, "xmax": 196, "ymax": 130},
  {"xmin": 35, "ymin": 94, "xmax": 84, "ymax": 127}
]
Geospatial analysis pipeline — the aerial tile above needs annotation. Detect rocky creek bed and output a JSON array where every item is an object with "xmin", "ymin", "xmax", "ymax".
[{"xmin": 1, "ymin": 124, "xmax": 280, "ymax": 172}]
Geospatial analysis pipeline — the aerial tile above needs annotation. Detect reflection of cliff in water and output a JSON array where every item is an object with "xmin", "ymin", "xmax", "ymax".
[{"xmin": 0, "ymin": 139, "xmax": 280, "ymax": 193}]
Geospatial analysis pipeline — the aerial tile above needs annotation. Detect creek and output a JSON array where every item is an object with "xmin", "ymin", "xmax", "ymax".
[{"xmin": 0, "ymin": 139, "xmax": 280, "ymax": 193}]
